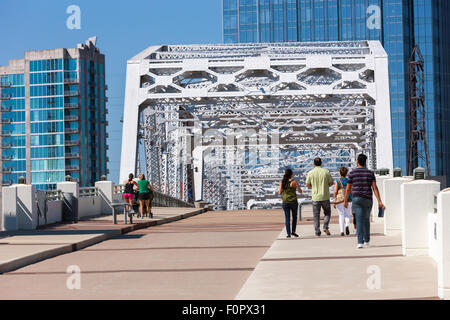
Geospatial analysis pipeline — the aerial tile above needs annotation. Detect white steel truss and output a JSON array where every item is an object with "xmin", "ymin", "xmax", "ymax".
[{"xmin": 120, "ymin": 41, "xmax": 393, "ymax": 210}]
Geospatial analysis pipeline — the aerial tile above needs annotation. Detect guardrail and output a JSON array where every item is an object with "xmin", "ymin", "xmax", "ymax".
[
  {"xmin": 113, "ymin": 184, "xmax": 194, "ymax": 208},
  {"xmin": 64, "ymin": 103, "xmax": 79, "ymax": 109},
  {"xmin": 46, "ymin": 190, "xmax": 63, "ymax": 201},
  {"xmin": 79, "ymin": 187, "xmax": 98, "ymax": 198},
  {"xmin": 64, "ymin": 90, "xmax": 80, "ymax": 97}
]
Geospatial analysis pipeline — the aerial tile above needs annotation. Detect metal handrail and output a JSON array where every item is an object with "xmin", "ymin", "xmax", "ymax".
[
  {"xmin": 114, "ymin": 184, "xmax": 194, "ymax": 208},
  {"xmin": 65, "ymin": 140, "xmax": 79, "ymax": 146},
  {"xmin": 65, "ymin": 153, "xmax": 80, "ymax": 158},
  {"xmin": 64, "ymin": 90, "xmax": 80, "ymax": 97},
  {"xmin": 65, "ymin": 166, "xmax": 80, "ymax": 171},
  {"xmin": 64, "ymin": 116, "xmax": 79, "ymax": 121},
  {"xmin": 64, "ymin": 103, "xmax": 79, "ymax": 109},
  {"xmin": 64, "ymin": 78, "xmax": 79, "ymax": 84}
]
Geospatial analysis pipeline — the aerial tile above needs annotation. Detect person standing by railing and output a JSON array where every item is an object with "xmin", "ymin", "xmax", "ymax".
[
  {"xmin": 138, "ymin": 173, "xmax": 154, "ymax": 218},
  {"xmin": 123, "ymin": 173, "xmax": 139, "ymax": 217}
]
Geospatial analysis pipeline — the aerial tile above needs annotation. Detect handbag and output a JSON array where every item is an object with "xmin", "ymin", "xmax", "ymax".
[{"xmin": 333, "ymin": 178, "xmax": 345, "ymax": 204}]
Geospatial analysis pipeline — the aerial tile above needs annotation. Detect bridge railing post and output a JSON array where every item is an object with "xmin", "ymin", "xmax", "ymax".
[
  {"xmin": 401, "ymin": 180, "xmax": 440, "ymax": 256},
  {"xmin": 437, "ymin": 189, "xmax": 450, "ymax": 299},
  {"xmin": 1, "ymin": 184, "xmax": 38, "ymax": 231},
  {"xmin": 95, "ymin": 180, "xmax": 114, "ymax": 215},
  {"xmin": 57, "ymin": 181, "xmax": 79, "ymax": 223},
  {"xmin": 372, "ymin": 175, "xmax": 391, "ymax": 224},
  {"xmin": 383, "ymin": 177, "xmax": 412, "ymax": 235}
]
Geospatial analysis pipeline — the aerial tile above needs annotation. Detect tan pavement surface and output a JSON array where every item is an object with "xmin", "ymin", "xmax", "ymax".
[
  {"xmin": 0, "ymin": 207, "xmax": 206, "ymax": 274},
  {"xmin": 0, "ymin": 206, "xmax": 440, "ymax": 300},
  {"xmin": 236, "ymin": 209, "xmax": 439, "ymax": 300},
  {"xmin": 0, "ymin": 209, "xmax": 284, "ymax": 299}
]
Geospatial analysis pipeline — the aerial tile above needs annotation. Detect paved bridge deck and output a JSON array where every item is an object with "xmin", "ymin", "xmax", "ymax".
[{"xmin": 0, "ymin": 207, "xmax": 439, "ymax": 299}]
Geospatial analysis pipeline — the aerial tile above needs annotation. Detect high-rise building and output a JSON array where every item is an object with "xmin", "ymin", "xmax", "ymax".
[
  {"xmin": 0, "ymin": 37, "xmax": 108, "ymax": 190},
  {"xmin": 223, "ymin": 0, "xmax": 450, "ymax": 184}
]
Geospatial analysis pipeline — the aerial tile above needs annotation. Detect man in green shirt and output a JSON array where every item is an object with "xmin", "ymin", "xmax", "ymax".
[{"xmin": 306, "ymin": 157, "xmax": 333, "ymax": 236}]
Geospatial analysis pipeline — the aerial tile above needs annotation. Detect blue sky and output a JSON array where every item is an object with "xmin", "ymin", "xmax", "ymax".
[{"xmin": 0, "ymin": 0, "xmax": 222, "ymax": 184}]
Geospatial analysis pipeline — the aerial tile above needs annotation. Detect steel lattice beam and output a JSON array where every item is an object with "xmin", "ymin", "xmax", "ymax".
[{"xmin": 120, "ymin": 41, "xmax": 393, "ymax": 210}]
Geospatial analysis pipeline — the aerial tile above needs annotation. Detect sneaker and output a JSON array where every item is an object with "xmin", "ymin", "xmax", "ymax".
[
  {"xmin": 346, "ymin": 226, "xmax": 350, "ymax": 235},
  {"xmin": 292, "ymin": 232, "xmax": 299, "ymax": 238},
  {"xmin": 315, "ymin": 232, "xmax": 321, "ymax": 237},
  {"xmin": 357, "ymin": 244, "xmax": 364, "ymax": 249},
  {"xmin": 364, "ymin": 242, "xmax": 370, "ymax": 247},
  {"xmin": 341, "ymin": 232, "xmax": 345, "ymax": 236},
  {"xmin": 324, "ymin": 229, "xmax": 331, "ymax": 236},
  {"xmin": 286, "ymin": 235, "xmax": 291, "ymax": 238}
]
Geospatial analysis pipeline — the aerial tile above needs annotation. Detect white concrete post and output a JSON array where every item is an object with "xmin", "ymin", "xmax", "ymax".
[
  {"xmin": 401, "ymin": 180, "xmax": 441, "ymax": 256},
  {"xmin": 2, "ymin": 185, "xmax": 38, "ymax": 231},
  {"xmin": 56, "ymin": 181, "xmax": 79, "ymax": 198},
  {"xmin": 372, "ymin": 175, "xmax": 391, "ymax": 223},
  {"xmin": 437, "ymin": 189, "xmax": 450, "ymax": 299},
  {"xmin": 383, "ymin": 177, "xmax": 412, "ymax": 235},
  {"xmin": 1, "ymin": 186, "xmax": 18, "ymax": 231},
  {"xmin": 95, "ymin": 181, "xmax": 114, "ymax": 214}
]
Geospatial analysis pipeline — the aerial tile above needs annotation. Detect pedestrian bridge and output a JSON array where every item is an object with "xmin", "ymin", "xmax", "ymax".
[{"xmin": 0, "ymin": 175, "xmax": 449, "ymax": 300}]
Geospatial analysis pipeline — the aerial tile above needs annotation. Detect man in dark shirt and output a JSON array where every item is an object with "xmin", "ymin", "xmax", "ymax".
[{"xmin": 344, "ymin": 154, "xmax": 385, "ymax": 248}]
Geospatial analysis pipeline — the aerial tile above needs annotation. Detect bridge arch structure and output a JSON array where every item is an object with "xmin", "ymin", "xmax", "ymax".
[{"xmin": 120, "ymin": 41, "xmax": 392, "ymax": 210}]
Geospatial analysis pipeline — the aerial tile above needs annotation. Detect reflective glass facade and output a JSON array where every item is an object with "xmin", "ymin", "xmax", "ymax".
[
  {"xmin": 1, "ymin": 74, "xmax": 26, "ymax": 185},
  {"xmin": 223, "ymin": 0, "xmax": 450, "ymax": 182},
  {"xmin": 0, "ymin": 40, "xmax": 108, "ymax": 189}
]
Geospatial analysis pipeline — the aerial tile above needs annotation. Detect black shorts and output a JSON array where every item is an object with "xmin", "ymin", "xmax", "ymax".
[{"xmin": 138, "ymin": 192, "xmax": 152, "ymax": 200}]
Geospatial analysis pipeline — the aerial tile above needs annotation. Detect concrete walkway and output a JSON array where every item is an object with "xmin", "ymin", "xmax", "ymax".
[
  {"xmin": 0, "ymin": 207, "xmax": 206, "ymax": 274},
  {"xmin": 0, "ymin": 210, "xmax": 284, "ymax": 299},
  {"xmin": 236, "ymin": 211, "xmax": 439, "ymax": 300}
]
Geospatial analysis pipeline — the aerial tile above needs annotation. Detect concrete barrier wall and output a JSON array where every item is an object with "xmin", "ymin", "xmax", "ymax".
[
  {"xmin": 78, "ymin": 196, "xmax": 103, "ymax": 219},
  {"xmin": 2, "ymin": 180, "xmax": 193, "ymax": 231},
  {"xmin": 45, "ymin": 201, "xmax": 63, "ymax": 225},
  {"xmin": 383, "ymin": 177, "xmax": 411, "ymax": 235},
  {"xmin": 380, "ymin": 179, "xmax": 450, "ymax": 299},
  {"xmin": 437, "ymin": 189, "xmax": 450, "ymax": 299}
]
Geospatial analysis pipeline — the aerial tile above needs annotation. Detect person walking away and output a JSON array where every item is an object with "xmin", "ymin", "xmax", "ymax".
[
  {"xmin": 137, "ymin": 173, "xmax": 154, "ymax": 218},
  {"xmin": 333, "ymin": 167, "xmax": 352, "ymax": 236},
  {"xmin": 306, "ymin": 158, "xmax": 333, "ymax": 236},
  {"xmin": 278, "ymin": 169, "xmax": 303, "ymax": 238},
  {"xmin": 123, "ymin": 173, "xmax": 139, "ymax": 217},
  {"xmin": 344, "ymin": 154, "xmax": 385, "ymax": 249}
]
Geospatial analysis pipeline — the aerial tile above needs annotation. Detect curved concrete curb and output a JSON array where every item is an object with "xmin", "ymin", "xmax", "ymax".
[{"xmin": 0, "ymin": 208, "xmax": 206, "ymax": 274}]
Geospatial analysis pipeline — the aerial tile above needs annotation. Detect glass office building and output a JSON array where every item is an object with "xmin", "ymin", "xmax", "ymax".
[
  {"xmin": 0, "ymin": 37, "xmax": 109, "ymax": 190},
  {"xmin": 223, "ymin": 0, "xmax": 450, "ymax": 183}
]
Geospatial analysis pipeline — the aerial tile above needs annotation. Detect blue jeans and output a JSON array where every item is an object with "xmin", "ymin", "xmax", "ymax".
[
  {"xmin": 282, "ymin": 202, "xmax": 298, "ymax": 236},
  {"xmin": 352, "ymin": 197, "xmax": 373, "ymax": 244}
]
